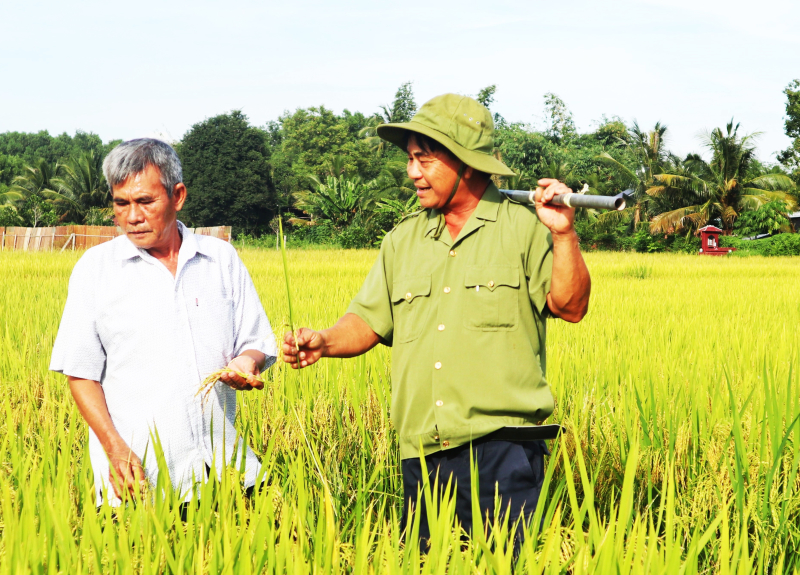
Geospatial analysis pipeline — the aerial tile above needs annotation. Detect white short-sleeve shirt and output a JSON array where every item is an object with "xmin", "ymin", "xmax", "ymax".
[{"xmin": 50, "ymin": 221, "xmax": 277, "ymax": 506}]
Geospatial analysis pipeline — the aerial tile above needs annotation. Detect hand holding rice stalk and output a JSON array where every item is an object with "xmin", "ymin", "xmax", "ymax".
[
  {"xmin": 196, "ymin": 369, "xmax": 265, "ymax": 404},
  {"xmin": 198, "ymin": 217, "xmax": 297, "ymax": 403},
  {"xmin": 197, "ymin": 355, "xmax": 266, "ymax": 405},
  {"xmin": 278, "ymin": 217, "xmax": 300, "ymax": 361}
]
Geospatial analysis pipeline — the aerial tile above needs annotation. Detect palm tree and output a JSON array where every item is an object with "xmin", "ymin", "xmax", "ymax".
[
  {"xmin": 358, "ymin": 104, "xmax": 405, "ymax": 156},
  {"xmin": 649, "ymin": 121, "xmax": 796, "ymax": 234},
  {"xmin": 595, "ymin": 121, "xmax": 671, "ymax": 229},
  {"xmin": 51, "ymin": 151, "xmax": 110, "ymax": 223},
  {"xmin": 1, "ymin": 159, "xmax": 78, "ymax": 226}
]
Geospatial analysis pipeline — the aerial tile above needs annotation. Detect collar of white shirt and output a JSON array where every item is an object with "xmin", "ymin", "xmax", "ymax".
[{"xmin": 116, "ymin": 221, "xmax": 210, "ymax": 272}]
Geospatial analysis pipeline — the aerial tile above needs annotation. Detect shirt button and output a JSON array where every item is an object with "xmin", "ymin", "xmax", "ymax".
[
  {"xmin": 488, "ymin": 280, "xmax": 495, "ymax": 288},
  {"xmin": 405, "ymin": 292, "xmax": 412, "ymax": 301},
  {"xmin": 438, "ymin": 324, "xmax": 445, "ymax": 331},
  {"xmin": 449, "ymin": 250, "xmax": 456, "ymax": 257},
  {"xmin": 434, "ymin": 361, "xmax": 442, "ymax": 370},
  {"xmin": 434, "ymin": 435, "xmax": 440, "ymax": 440},
  {"xmin": 435, "ymin": 400, "xmax": 443, "ymax": 406},
  {"xmin": 442, "ymin": 440, "xmax": 450, "ymax": 448},
  {"xmin": 443, "ymin": 287, "xmax": 451, "ymax": 294}
]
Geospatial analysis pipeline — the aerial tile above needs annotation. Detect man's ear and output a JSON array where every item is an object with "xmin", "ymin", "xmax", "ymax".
[{"xmin": 172, "ymin": 183, "xmax": 187, "ymax": 212}]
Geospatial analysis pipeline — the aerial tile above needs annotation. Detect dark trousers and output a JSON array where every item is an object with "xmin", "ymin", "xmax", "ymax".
[{"xmin": 401, "ymin": 437, "xmax": 549, "ymax": 548}]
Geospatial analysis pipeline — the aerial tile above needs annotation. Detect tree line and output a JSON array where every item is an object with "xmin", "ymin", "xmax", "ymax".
[{"xmin": 1, "ymin": 81, "xmax": 799, "ymax": 251}]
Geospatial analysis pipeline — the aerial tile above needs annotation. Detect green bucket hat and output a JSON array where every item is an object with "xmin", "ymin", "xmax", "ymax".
[{"xmin": 377, "ymin": 93, "xmax": 515, "ymax": 177}]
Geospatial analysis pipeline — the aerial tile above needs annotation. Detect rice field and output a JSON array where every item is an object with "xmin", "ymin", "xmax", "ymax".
[{"xmin": 0, "ymin": 248, "xmax": 799, "ymax": 574}]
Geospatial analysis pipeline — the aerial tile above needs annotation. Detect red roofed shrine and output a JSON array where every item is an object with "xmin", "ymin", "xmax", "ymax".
[{"xmin": 698, "ymin": 225, "xmax": 735, "ymax": 255}]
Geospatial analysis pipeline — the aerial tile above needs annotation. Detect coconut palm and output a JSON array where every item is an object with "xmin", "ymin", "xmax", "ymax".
[
  {"xmin": 358, "ymin": 104, "xmax": 407, "ymax": 156},
  {"xmin": 1, "ymin": 159, "xmax": 81, "ymax": 224},
  {"xmin": 3, "ymin": 159, "xmax": 59, "ymax": 204},
  {"xmin": 649, "ymin": 121, "xmax": 796, "ymax": 234},
  {"xmin": 595, "ymin": 121, "xmax": 672, "ymax": 229},
  {"xmin": 51, "ymin": 151, "xmax": 110, "ymax": 223}
]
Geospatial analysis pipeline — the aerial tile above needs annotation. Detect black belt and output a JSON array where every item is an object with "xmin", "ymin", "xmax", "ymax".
[{"xmin": 487, "ymin": 424, "xmax": 564, "ymax": 441}]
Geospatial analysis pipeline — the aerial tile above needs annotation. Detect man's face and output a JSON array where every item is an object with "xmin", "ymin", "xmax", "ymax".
[
  {"xmin": 406, "ymin": 135, "xmax": 462, "ymax": 210},
  {"xmin": 112, "ymin": 164, "xmax": 186, "ymax": 250}
]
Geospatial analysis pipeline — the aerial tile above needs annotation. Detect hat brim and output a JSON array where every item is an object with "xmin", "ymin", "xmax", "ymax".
[{"xmin": 377, "ymin": 121, "xmax": 516, "ymax": 177}]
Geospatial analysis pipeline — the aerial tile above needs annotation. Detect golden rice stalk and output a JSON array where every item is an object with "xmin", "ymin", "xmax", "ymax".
[{"xmin": 196, "ymin": 369, "xmax": 264, "ymax": 405}]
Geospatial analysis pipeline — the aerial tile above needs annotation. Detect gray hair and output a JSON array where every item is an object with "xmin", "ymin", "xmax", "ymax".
[{"xmin": 103, "ymin": 138, "xmax": 183, "ymax": 197}]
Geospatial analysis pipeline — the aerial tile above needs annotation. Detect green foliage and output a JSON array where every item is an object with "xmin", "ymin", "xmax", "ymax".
[
  {"xmin": 476, "ymin": 85, "xmax": 496, "ymax": 110},
  {"xmin": 2, "ymin": 82, "xmax": 797, "ymax": 253},
  {"xmin": 178, "ymin": 111, "xmax": 275, "ymax": 234},
  {"xmin": 594, "ymin": 116, "xmax": 629, "ymax": 148},
  {"xmin": 52, "ymin": 151, "xmax": 109, "ymax": 223},
  {"xmin": 673, "ymin": 233, "xmax": 702, "ymax": 254},
  {"xmin": 337, "ymin": 225, "xmax": 373, "ymax": 249},
  {"xmin": 733, "ymin": 200, "xmax": 790, "ymax": 237},
  {"xmin": 84, "ymin": 206, "xmax": 113, "ymax": 226},
  {"xmin": 784, "ymin": 79, "xmax": 800, "ymax": 140},
  {"xmin": 0, "ymin": 154, "xmax": 25, "ymax": 187},
  {"xmin": 387, "ymin": 81, "xmax": 416, "ymax": 123},
  {"xmin": 0, "ymin": 130, "xmax": 104, "ymax": 166},
  {"xmin": 778, "ymin": 79, "xmax": 800, "ymax": 182},
  {"xmin": 650, "ymin": 120, "xmax": 796, "ymax": 234},
  {"xmin": 722, "ymin": 233, "xmax": 800, "ymax": 256},
  {"xmin": 375, "ymin": 195, "xmax": 420, "ymax": 227},
  {"xmin": 293, "ymin": 174, "xmax": 377, "ymax": 229},
  {"xmin": 289, "ymin": 219, "xmax": 337, "ymax": 246},
  {"xmin": 274, "ymin": 106, "xmax": 382, "ymax": 195},
  {"xmin": 357, "ymin": 82, "xmax": 417, "ymax": 158},
  {"xmin": 0, "ymin": 205, "xmax": 22, "ymax": 227},
  {"xmin": 20, "ymin": 194, "xmax": 59, "ymax": 227},
  {"xmin": 633, "ymin": 224, "xmax": 663, "ymax": 252},
  {"xmin": 542, "ymin": 93, "xmax": 576, "ymax": 143}
]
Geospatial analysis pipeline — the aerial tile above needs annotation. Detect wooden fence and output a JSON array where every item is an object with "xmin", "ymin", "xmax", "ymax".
[{"xmin": 0, "ymin": 225, "xmax": 232, "ymax": 252}]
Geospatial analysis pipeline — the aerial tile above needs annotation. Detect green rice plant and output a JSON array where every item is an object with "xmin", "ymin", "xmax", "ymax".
[
  {"xmin": 1, "ymin": 249, "xmax": 799, "ymax": 573},
  {"xmin": 279, "ymin": 217, "xmax": 299, "ymax": 358}
]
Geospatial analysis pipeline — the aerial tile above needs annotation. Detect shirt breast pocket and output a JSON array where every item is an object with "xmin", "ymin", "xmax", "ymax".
[
  {"xmin": 191, "ymin": 297, "xmax": 236, "ymax": 370},
  {"xmin": 463, "ymin": 265, "xmax": 520, "ymax": 331},
  {"xmin": 391, "ymin": 276, "xmax": 432, "ymax": 344}
]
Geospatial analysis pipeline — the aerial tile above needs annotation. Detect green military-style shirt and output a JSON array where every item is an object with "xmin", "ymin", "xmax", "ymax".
[{"xmin": 347, "ymin": 184, "xmax": 555, "ymax": 460}]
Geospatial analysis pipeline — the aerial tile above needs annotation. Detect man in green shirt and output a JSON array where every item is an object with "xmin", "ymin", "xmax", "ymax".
[{"xmin": 283, "ymin": 93, "xmax": 591, "ymax": 544}]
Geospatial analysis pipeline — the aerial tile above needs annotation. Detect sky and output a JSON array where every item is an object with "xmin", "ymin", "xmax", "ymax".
[{"xmin": 1, "ymin": 0, "xmax": 798, "ymax": 161}]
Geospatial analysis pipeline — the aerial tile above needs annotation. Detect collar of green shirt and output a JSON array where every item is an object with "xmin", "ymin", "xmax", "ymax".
[{"xmin": 425, "ymin": 183, "xmax": 502, "ymax": 245}]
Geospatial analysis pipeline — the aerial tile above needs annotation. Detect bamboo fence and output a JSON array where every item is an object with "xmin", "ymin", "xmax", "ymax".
[{"xmin": 0, "ymin": 226, "xmax": 232, "ymax": 252}]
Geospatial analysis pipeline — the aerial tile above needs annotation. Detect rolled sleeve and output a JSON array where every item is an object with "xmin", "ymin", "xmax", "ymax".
[
  {"xmin": 232, "ymin": 254, "xmax": 278, "ymax": 369},
  {"xmin": 346, "ymin": 231, "xmax": 395, "ymax": 345},
  {"xmin": 49, "ymin": 256, "xmax": 107, "ymax": 381}
]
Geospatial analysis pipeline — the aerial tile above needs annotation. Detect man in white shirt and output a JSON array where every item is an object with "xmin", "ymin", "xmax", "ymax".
[{"xmin": 50, "ymin": 138, "xmax": 277, "ymax": 506}]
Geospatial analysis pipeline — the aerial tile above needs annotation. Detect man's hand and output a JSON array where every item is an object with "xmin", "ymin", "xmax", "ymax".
[
  {"xmin": 535, "ymin": 179, "xmax": 591, "ymax": 323},
  {"xmin": 107, "ymin": 442, "xmax": 147, "ymax": 500},
  {"xmin": 534, "ymin": 178, "xmax": 575, "ymax": 235},
  {"xmin": 219, "ymin": 351, "xmax": 265, "ymax": 390},
  {"xmin": 283, "ymin": 328, "xmax": 327, "ymax": 369},
  {"xmin": 68, "ymin": 377, "xmax": 149, "ymax": 500}
]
